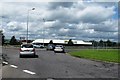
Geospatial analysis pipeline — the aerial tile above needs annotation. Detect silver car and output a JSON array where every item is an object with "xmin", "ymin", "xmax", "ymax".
[
  {"xmin": 54, "ymin": 45, "xmax": 65, "ymax": 53},
  {"xmin": 19, "ymin": 44, "xmax": 36, "ymax": 58}
]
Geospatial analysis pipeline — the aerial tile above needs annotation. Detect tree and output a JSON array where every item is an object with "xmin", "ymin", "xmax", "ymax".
[
  {"xmin": 2, "ymin": 34, "xmax": 5, "ymax": 45},
  {"xmin": 10, "ymin": 36, "xmax": 18, "ymax": 45},
  {"xmin": 68, "ymin": 39, "xmax": 73, "ymax": 46},
  {"xmin": 90, "ymin": 40, "xmax": 99, "ymax": 48},
  {"xmin": 106, "ymin": 39, "xmax": 112, "ymax": 47},
  {"xmin": 99, "ymin": 40, "xmax": 104, "ymax": 47},
  {"xmin": 49, "ymin": 40, "xmax": 53, "ymax": 44},
  {"xmin": 0, "ymin": 30, "xmax": 5, "ymax": 45},
  {"xmin": 118, "ymin": 42, "xmax": 120, "ymax": 49},
  {"xmin": 112, "ymin": 42, "xmax": 117, "ymax": 47}
]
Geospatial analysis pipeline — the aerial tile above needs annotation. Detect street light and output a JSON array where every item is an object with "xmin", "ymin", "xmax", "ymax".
[
  {"xmin": 41, "ymin": 18, "xmax": 55, "ymax": 46},
  {"xmin": 26, "ymin": 8, "xmax": 35, "ymax": 43},
  {"xmin": 42, "ymin": 18, "xmax": 45, "ymax": 46}
]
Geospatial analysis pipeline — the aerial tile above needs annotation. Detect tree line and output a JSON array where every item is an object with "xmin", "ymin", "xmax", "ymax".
[
  {"xmin": 4, "ymin": 36, "xmax": 21, "ymax": 45},
  {"xmin": 90, "ymin": 40, "xmax": 119, "ymax": 48},
  {"xmin": 0, "ymin": 31, "xmax": 21, "ymax": 45},
  {"xmin": 0, "ymin": 30, "xmax": 120, "ymax": 47}
]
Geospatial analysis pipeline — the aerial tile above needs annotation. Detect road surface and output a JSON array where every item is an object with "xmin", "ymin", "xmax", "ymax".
[{"xmin": 2, "ymin": 47, "xmax": 119, "ymax": 79}]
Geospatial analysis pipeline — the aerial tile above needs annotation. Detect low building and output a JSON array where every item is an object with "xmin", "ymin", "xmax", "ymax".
[{"xmin": 32, "ymin": 39, "xmax": 92, "ymax": 46}]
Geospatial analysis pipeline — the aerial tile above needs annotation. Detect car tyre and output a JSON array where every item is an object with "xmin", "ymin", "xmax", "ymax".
[
  {"xmin": 62, "ymin": 50, "xmax": 65, "ymax": 53},
  {"xmin": 19, "ymin": 55, "xmax": 22, "ymax": 58},
  {"xmin": 33, "ymin": 54, "xmax": 36, "ymax": 58}
]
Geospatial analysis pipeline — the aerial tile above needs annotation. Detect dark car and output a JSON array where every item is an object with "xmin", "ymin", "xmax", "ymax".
[{"xmin": 46, "ymin": 44, "xmax": 55, "ymax": 50}]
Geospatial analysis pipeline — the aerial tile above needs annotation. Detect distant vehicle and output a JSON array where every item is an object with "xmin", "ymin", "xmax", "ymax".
[
  {"xmin": 46, "ymin": 44, "xmax": 55, "ymax": 50},
  {"xmin": 19, "ymin": 44, "xmax": 36, "ymax": 58},
  {"xmin": 54, "ymin": 45, "xmax": 65, "ymax": 53},
  {"xmin": 33, "ymin": 43, "xmax": 44, "ymax": 48},
  {"xmin": 39, "ymin": 44, "xmax": 44, "ymax": 48}
]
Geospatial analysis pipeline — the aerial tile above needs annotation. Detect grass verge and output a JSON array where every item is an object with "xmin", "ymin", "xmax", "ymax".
[{"xmin": 69, "ymin": 49, "xmax": 119, "ymax": 63}]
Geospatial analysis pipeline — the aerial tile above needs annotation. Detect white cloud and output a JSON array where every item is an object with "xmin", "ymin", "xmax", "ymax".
[
  {"xmin": 43, "ymin": 21, "xmax": 56, "ymax": 28},
  {"xmin": 84, "ymin": 29, "xmax": 94, "ymax": 33},
  {"xmin": 77, "ymin": 6, "xmax": 115, "ymax": 23},
  {"xmin": 0, "ymin": 2, "xmax": 118, "ymax": 41},
  {"xmin": 7, "ymin": 21, "xmax": 25, "ymax": 31},
  {"xmin": 59, "ymin": 28, "xmax": 69, "ymax": 33}
]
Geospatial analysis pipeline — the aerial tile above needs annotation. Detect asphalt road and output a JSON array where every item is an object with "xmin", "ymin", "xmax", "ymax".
[{"xmin": 2, "ymin": 47, "xmax": 119, "ymax": 79}]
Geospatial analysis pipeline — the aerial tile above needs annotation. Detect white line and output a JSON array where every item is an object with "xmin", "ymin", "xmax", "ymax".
[
  {"xmin": 10, "ymin": 65, "xmax": 18, "ymax": 68},
  {"xmin": 23, "ymin": 70, "xmax": 36, "ymax": 75},
  {"xmin": 47, "ymin": 78, "xmax": 54, "ymax": 80},
  {"xmin": 3, "ymin": 62, "xmax": 8, "ymax": 65}
]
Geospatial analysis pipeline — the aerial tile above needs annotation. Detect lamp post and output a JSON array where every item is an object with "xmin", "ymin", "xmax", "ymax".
[
  {"xmin": 41, "ymin": 19, "xmax": 54, "ymax": 46},
  {"xmin": 42, "ymin": 18, "xmax": 45, "ymax": 46},
  {"xmin": 26, "ymin": 8, "xmax": 35, "ymax": 43}
]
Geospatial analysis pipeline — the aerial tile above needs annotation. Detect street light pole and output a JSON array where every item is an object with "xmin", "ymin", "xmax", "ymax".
[
  {"xmin": 43, "ymin": 18, "xmax": 45, "ymax": 46},
  {"xmin": 26, "ymin": 10, "xmax": 29, "ymax": 43},
  {"xmin": 26, "ymin": 8, "xmax": 35, "ymax": 43}
]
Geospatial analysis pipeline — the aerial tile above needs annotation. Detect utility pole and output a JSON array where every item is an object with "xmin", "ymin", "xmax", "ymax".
[{"xmin": 26, "ymin": 8, "xmax": 35, "ymax": 43}]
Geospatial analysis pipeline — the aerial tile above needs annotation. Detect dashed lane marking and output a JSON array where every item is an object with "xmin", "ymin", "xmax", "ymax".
[
  {"xmin": 3, "ymin": 62, "xmax": 37, "ymax": 75},
  {"xmin": 47, "ymin": 78, "xmax": 55, "ymax": 80},
  {"xmin": 23, "ymin": 70, "xmax": 36, "ymax": 75},
  {"xmin": 3, "ymin": 61, "xmax": 8, "ymax": 65},
  {"xmin": 10, "ymin": 65, "xmax": 18, "ymax": 68}
]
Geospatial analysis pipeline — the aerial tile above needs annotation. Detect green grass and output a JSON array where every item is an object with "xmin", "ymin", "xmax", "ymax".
[{"xmin": 69, "ymin": 49, "xmax": 120, "ymax": 63}]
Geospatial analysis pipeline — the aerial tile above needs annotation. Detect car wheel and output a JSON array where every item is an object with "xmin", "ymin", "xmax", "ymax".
[
  {"xmin": 33, "ymin": 54, "xmax": 36, "ymax": 58},
  {"xmin": 19, "ymin": 55, "xmax": 22, "ymax": 58}
]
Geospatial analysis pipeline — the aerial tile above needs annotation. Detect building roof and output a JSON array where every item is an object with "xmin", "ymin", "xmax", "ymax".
[
  {"xmin": 32, "ymin": 39, "xmax": 92, "ymax": 45},
  {"xmin": 72, "ymin": 40, "xmax": 92, "ymax": 45}
]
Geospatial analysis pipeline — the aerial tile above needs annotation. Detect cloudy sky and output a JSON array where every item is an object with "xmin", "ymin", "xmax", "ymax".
[{"xmin": 0, "ymin": 0, "xmax": 119, "ymax": 41}]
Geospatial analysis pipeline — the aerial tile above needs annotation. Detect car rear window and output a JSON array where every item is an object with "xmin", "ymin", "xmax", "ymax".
[
  {"xmin": 21, "ymin": 44, "xmax": 33, "ymax": 48},
  {"xmin": 56, "ymin": 45, "xmax": 63, "ymax": 47}
]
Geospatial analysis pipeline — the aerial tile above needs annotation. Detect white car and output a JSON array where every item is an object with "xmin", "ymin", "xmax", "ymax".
[
  {"xmin": 33, "ymin": 44, "xmax": 41, "ymax": 48},
  {"xmin": 33, "ymin": 44, "xmax": 44, "ymax": 48},
  {"xmin": 54, "ymin": 45, "xmax": 65, "ymax": 53},
  {"xmin": 19, "ymin": 44, "xmax": 36, "ymax": 58}
]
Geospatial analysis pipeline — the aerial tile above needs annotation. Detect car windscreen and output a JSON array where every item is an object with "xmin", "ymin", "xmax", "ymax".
[
  {"xmin": 21, "ymin": 44, "xmax": 33, "ymax": 48},
  {"xmin": 33, "ymin": 43, "xmax": 41, "ymax": 45},
  {"xmin": 56, "ymin": 45, "xmax": 63, "ymax": 47}
]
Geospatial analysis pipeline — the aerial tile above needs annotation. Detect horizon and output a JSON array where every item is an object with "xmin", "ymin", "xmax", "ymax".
[{"xmin": 0, "ymin": 1, "xmax": 119, "ymax": 42}]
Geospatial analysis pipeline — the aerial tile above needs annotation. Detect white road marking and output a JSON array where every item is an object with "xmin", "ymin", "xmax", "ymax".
[
  {"xmin": 10, "ymin": 65, "xmax": 18, "ymax": 68},
  {"xmin": 23, "ymin": 70, "xmax": 36, "ymax": 75},
  {"xmin": 47, "ymin": 78, "xmax": 55, "ymax": 80},
  {"xmin": 3, "ymin": 62, "xmax": 8, "ymax": 65}
]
